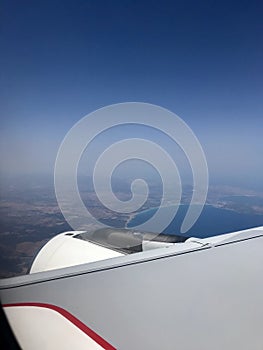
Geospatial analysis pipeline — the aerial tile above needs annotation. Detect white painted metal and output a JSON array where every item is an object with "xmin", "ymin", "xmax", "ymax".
[
  {"xmin": 30, "ymin": 232, "xmax": 124, "ymax": 273},
  {"xmin": 4, "ymin": 306, "xmax": 104, "ymax": 350}
]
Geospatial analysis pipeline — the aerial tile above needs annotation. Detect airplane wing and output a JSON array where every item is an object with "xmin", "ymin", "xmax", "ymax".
[{"xmin": 1, "ymin": 226, "xmax": 263, "ymax": 349}]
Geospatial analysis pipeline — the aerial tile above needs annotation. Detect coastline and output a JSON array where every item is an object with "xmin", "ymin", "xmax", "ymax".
[
  {"xmin": 124, "ymin": 203, "xmax": 263, "ymax": 236},
  {"xmin": 125, "ymin": 212, "xmax": 137, "ymax": 228}
]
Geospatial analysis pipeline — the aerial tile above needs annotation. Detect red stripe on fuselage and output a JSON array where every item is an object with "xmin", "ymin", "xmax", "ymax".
[{"xmin": 3, "ymin": 302, "xmax": 116, "ymax": 350}]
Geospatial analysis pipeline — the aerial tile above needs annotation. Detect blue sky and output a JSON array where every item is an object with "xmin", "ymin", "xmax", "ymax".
[{"xmin": 1, "ymin": 0, "xmax": 262, "ymax": 189}]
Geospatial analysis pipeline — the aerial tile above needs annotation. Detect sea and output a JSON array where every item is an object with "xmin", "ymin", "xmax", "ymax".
[{"xmin": 127, "ymin": 204, "xmax": 263, "ymax": 238}]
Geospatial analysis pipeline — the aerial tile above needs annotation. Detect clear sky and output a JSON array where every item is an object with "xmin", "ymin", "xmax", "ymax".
[{"xmin": 1, "ymin": 0, "xmax": 262, "ymax": 189}]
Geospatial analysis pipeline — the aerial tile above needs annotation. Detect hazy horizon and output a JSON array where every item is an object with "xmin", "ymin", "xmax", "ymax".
[{"xmin": 1, "ymin": 1, "xmax": 262, "ymax": 191}]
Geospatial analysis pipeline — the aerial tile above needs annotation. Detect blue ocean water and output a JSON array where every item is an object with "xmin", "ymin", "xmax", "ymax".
[{"xmin": 127, "ymin": 205, "xmax": 263, "ymax": 238}]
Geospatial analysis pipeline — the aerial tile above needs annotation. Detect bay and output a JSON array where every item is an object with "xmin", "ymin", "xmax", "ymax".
[{"xmin": 127, "ymin": 204, "xmax": 263, "ymax": 238}]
